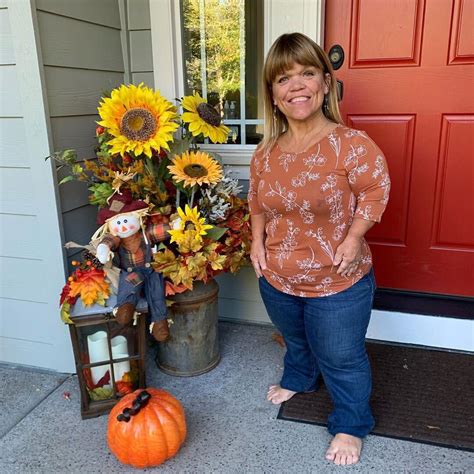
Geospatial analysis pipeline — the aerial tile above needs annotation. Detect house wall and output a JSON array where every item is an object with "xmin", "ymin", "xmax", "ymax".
[
  {"xmin": 0, "ymin": 0, "xmax": 137, "ymax": 372},
  {"xmin": 35, "ymin": 0, "xmax": 153, "ymax": 267},
  {"xmin": 35, "ymin": 0, "xmax": 126, "ymax": 264},
  {"xmin": 0, "ymin": 0, "xmax": 74, "ymax": 371},
  {"xmin": 126, "ymin": 0, "xmax": 154, "ymax": 88}
]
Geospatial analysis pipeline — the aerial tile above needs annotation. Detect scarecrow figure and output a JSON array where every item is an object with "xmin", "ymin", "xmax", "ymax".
[{"xmin": 94, "ymin": 190, "xmax": 170, "ymax": 342}]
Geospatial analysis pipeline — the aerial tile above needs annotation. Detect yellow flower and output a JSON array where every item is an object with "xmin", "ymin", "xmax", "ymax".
[
  {"xmin": 168, "ymin": 205, "xmax": 213, "ymax": 253},
  {"xmin": 97, "ymin": 83, "xmax": 179, "ymax": 158},
  {"xmin": 181, "ymin": 92, "xmax": 230, "ymax": 143},
  {"xmin": 168, "ymin": 151, "xmax": 223, "ymax": 188}
]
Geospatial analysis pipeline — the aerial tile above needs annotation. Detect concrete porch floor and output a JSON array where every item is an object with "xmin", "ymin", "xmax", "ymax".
[{"xmin": 1, "ymin": 321, "xmax": 473, "ymax": 473}]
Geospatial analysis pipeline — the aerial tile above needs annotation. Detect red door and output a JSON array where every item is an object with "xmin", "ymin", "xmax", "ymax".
[{"xmin": 325, "ymin": 0, "xmax": 474, "ymax": 297}]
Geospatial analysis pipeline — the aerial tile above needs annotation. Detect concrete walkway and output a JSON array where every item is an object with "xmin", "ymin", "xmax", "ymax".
[{"xmin": 1, "ymin": 322, "xmax": 473, "ymax": 473}]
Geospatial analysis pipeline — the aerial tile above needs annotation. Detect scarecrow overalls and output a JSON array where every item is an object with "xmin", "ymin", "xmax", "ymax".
[{"xmin": 101, "ymin": 221, "xmax": 168, "ymax": 323}]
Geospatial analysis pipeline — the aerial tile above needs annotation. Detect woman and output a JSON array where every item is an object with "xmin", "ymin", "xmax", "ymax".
[{"xmin": 248, "ymin": 33, "xmax": 390, "ymax": 466}]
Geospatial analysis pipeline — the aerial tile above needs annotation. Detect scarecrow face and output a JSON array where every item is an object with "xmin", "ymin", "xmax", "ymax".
[{"xmin": 111, "ymin": 213, "xmax": 140, "ymax": 238}]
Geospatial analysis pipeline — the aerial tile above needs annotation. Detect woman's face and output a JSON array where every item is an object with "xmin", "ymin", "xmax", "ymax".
[{"xmin": 272, "ymin": 63, "xmax": 329, "ymax": 124}]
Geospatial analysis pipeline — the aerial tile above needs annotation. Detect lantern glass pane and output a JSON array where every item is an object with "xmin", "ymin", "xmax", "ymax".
[{"xmin": 77, "ymin": 322, "xmax": 139, "ymax": 401}]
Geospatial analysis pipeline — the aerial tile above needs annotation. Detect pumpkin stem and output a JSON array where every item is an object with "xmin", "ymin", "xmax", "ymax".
[{"xmin": 117, "ymin": 390, "xmax": 151, "ymax": 422}]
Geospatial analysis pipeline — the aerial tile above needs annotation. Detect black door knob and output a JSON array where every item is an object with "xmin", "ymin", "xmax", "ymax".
[{"xmin": 328, "ymin": 44, "xmax": 345, "ymax": 71}]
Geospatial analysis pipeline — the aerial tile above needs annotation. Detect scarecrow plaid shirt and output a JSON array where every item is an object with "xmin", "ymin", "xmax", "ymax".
[{"xmin": 101, "ymin": 221, "xmax": 169, "ymax": 270}]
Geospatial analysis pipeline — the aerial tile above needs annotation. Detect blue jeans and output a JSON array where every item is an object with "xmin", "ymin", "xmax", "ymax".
[{"xmin": 259, "ymin": 269, "xmax": 376, "ymax": 438}]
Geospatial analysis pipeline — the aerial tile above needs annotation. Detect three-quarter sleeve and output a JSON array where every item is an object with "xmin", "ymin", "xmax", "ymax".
[
  {"xmin": 344, "ymin": 133, "xmax": 391, "ymax": 223},
  {"xmin": 248, "ymin": 149, "xmax": 264, "ymax": 216}
]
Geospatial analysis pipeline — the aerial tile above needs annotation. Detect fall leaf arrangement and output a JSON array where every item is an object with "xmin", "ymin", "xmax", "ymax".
[
  {"xmin": 59, "ymin": 251, "xmax": 109, "ymax": 323},
  {"xmin": 54, "ymin": 83, "xmax": 251, "ymax": 311}
]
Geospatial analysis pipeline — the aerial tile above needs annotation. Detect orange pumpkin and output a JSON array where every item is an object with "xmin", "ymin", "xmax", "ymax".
[{"xmin": 107, "ymin": 388, "xmax": 186, "ymax": 468}]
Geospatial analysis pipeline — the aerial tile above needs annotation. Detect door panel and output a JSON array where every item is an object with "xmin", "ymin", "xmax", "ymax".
[
  {"xmin": 432, "ymin": 116, "xmax": 474, "ymax": 249},
  {"xmin": 347, "ymin": 115, "xmax": 415, "ymax": 247},
  {"xmin": 449, "ymin": 0, "xmax": 474, "ymax": 64},
  {"xmin": 351, "ymin": 0, "xmax": 425, "ymax": 67},
  {"xmin": 326, "ymin": 0, "xmax": 474, "ymax": 296}
]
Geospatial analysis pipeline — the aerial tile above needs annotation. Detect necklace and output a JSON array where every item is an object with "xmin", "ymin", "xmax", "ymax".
[{"xmin": 279, "ymin": 121, "xmax": 332, "ymax": 155}]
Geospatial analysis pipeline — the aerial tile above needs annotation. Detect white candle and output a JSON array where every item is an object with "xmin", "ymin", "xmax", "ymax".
[
  {"xmin": 87, "ymin": 331, "xmax": 111, "ymax": 385},
  {"xmin": 111, "ymin": 336, "xmax": 130, "ymax": 381},
  {"xmin": 111, "ymin": 335, "xmax": 128, "ymax": 356},
  {"xmin": 112, "ymin": 353, "xmax": 131, "ymax": 381}
]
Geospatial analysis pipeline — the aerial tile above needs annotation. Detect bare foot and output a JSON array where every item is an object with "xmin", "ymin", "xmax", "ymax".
[
  {"xmin": 266, "ymin": 385, "xmax": 296, "ymax": 404},
  {"xmin": 325, "ymin": 433, "xmax": 362, "ymax": 466}
]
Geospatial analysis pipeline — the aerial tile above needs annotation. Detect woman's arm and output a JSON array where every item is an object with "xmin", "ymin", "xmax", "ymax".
[
  {"xmin": 333, "ymin": 217, "xmax": 374, "ymax": 277},
  {"xmin": 250, "ymin": 213, "xmax": 267, "ymax": 278},
  {"xmin": 337, "ymin": 133, "xmax": 391, "ymax": 277}
]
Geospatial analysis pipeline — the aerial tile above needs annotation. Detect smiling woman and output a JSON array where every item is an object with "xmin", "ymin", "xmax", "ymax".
[{"xmin": 248, "ymin": 32, "xmax": 391, "ymax": 466}]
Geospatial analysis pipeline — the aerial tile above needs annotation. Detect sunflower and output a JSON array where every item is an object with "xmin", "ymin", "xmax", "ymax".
[
  {"xmin": 168, "ymin": 151, "xmax": 223, "ymax": 188},
  {"xmin": 97, "ymin": 83, "xmax": 179, "ymax": 158},
  {"xmin": 181, "ymin": 92, "xmax": 230, "ymax": 143},
  {"xmin": 168, "ymin": 205, "xmax": 213, "ymax": 253}
]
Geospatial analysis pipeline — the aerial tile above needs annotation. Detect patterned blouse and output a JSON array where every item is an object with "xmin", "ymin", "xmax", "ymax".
[{"xmin": 248, "ymin": 125, "xmax": 390, "ymax": 297}]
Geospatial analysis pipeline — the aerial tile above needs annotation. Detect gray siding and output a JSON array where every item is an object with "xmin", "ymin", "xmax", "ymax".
[
  {"xmin": 36, "ymin": 0, "xmax": 126, "ymax": 262},
  {"xmin": 37, "ymin": 0, "xmax": 154, "ymax": 266},
  {"xmin": 126, "ymin": 0, "xmax": 154, "ymax": 87},
  {"xmin": 216, "ymin": 267, "xmax": 270, "ymax": 325}
]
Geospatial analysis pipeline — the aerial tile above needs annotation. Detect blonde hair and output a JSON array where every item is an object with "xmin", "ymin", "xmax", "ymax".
[{"xmin": 259, "ymin": 32, "xmax": 343, "ymax": 154}]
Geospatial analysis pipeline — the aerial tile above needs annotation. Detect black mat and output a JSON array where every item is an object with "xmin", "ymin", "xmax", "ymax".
[{"xmin": 278, "ymin": 342, "xmax": 474, "ymax": 451}]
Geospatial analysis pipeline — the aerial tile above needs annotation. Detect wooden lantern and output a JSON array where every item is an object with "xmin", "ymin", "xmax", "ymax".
[{"xmin": 68, "ymin": 295, "xmax": 147, "ymax": 419}]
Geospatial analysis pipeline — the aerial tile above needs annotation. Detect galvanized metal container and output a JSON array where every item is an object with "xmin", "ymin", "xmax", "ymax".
[{"xmin": 155, "ymin": 280, "xmax": 220, "ymax": 376}]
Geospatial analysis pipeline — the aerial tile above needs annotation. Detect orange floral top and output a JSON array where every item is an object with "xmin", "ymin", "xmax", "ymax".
[{"xmin": 248, "ymin": 125, "xmax": 390, "ymax": 297}]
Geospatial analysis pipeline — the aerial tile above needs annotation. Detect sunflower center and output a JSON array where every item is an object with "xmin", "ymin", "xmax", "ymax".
[
  {"xmin": 183, "ymin": 164, "xmax": 209, "ymax": 178},
  {"xmin": 120, "ymin": 108, "xmax": 157, "ymax": 142},
  {"xmin": 185, "ymin": 222, "xmax": 196, "ymax": 231},
  {"xmin": 196, "ymin": 103, "xmax": 222, "ymax": 127}
]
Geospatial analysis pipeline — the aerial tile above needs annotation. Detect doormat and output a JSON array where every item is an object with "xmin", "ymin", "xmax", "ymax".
[{"xmin": 277, "ymin": 342, "xmax": 474, "ymax": 451}]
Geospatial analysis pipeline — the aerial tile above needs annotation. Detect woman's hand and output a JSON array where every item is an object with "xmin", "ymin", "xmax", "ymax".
[
  {"xmin": 250, "ymin": 239, "xmax": 267, "ymax": 278},
  {"xmin": 333, "ymin": 235, "xmax": 363, "ymax": 277}
]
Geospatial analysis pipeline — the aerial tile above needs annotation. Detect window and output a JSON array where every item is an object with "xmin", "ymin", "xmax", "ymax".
[{"xmin": 179, "ymin": 0, "xmax": 264, "ymax": 145}]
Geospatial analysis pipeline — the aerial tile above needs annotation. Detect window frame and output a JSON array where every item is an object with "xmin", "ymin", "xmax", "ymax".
[{"xmin": 150, "ymin": 0, "xmax": 325, "ymax": 176}]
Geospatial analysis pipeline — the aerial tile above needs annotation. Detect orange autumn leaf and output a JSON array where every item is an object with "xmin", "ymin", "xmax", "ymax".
[
  {"xmin": 116, "ymin": 381, "xmax": 134, "ymax": 396},
  {"xmin": 69, "ymin": 268, "xmax": 110, "ymax": 306},
  {"xmin": 165, "ymin": 280, "xmax": 189, "ymax": 296}
]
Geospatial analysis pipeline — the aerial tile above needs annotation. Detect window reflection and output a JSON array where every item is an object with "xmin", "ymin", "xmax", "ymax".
[{"xmin": 180, "ymin": 0, "xmax": 264, "ymax": 145}]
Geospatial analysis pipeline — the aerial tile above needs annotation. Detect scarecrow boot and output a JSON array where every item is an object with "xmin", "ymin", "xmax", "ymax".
[
  {"xmin": 115, "ymin": 303, "xmax": 136, "ymax": 325},
  {"xmin": 152, "ymin": 319, "xmax": 170, "ymax": 342}
]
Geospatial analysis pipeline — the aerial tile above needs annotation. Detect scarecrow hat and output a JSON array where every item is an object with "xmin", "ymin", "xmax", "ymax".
[{"xmin": 96, "ymin": 189, "xmax": 148, "ymax": 226}]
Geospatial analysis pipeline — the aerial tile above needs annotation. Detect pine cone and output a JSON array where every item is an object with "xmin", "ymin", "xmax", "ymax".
[{"xmin": 81, "ymin": 250, "xmax": 103, "ymax": 269}]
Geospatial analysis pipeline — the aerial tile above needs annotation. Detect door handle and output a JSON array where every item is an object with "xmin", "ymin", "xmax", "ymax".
[
  {"xmin": 328, "ymin": 44, "xmax": 344, "ymax": 70},
  {"xmin": 328, "ymin": 44, "xmax": 345, "ymax": 102}
]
